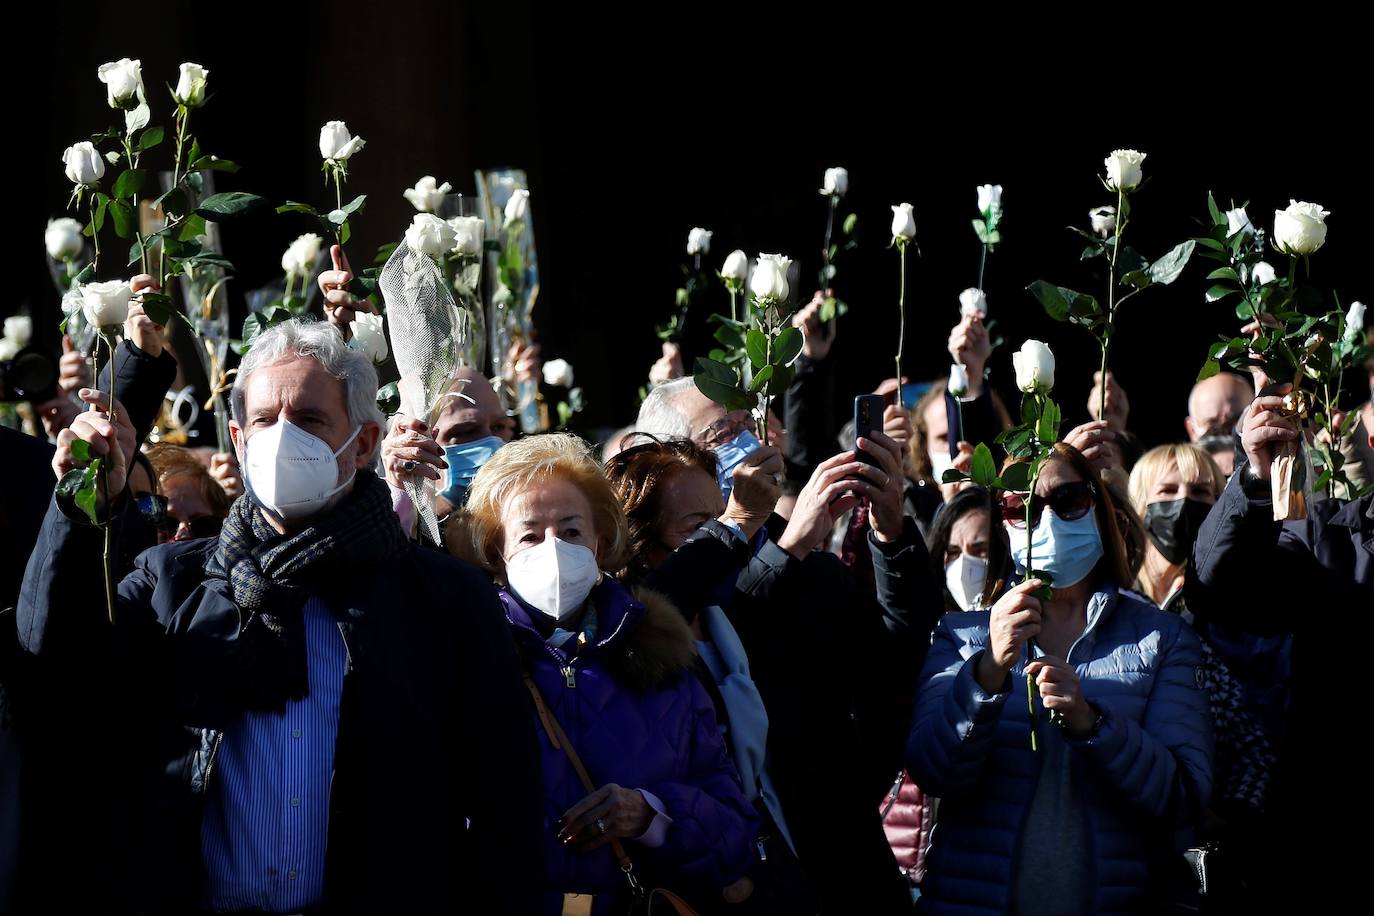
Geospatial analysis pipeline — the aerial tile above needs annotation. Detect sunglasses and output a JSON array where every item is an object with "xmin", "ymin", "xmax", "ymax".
[
  {"xmin": 1001, "ymin": 481, "xmax": 1096, "ymax": 529},
  {"xmin": 135, "ymin": 494, "xmax": 222, "ymax": 540}
]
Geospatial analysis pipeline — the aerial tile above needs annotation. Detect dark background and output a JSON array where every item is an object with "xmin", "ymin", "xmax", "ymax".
[{"xmin": 14, "ymin": 6, "xmax": 1368, "ymax": 448}]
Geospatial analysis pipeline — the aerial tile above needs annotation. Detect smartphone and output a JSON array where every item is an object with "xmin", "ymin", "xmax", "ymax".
[{"xmin": 854, "ymin": 394, "xmax": 886, "ymax": 468}]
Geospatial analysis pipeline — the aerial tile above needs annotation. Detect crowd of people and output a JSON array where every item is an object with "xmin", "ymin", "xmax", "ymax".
[{"xmin": 1, "ymin": 234, "xmax": 1372, "ymax": 915}]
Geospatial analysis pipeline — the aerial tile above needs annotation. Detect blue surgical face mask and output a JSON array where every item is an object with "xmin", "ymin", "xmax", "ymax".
[
  {"xmin": 1006, "ymin": 508, "xmax": 1104, "ymax": 590},
  {"xmin": 439, "ymin": 435, "xmax": 504, "ymax": 504},
  {"xmin": 714, "ymin": 429, "xmax": 762, "ymax": 501}
]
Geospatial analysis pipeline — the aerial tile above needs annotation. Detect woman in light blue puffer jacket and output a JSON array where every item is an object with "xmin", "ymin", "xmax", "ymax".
[{"xmin": 907, "ymin": 443, "xmax": 1212, "ymax": 915}]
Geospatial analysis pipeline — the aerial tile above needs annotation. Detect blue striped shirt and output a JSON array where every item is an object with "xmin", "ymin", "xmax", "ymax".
[{"xmin": 201, "ymin": 596, "xmax": 348, "ymax": 912}]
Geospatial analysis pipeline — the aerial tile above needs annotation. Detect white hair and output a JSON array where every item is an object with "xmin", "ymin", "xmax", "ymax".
[
  {"xmin": 635, "ymin": 376, "xmax": 697, "ymax": 439},
  {"xmin": 230, "ymin": 318, "xmax": 386, "ymax": 463}
]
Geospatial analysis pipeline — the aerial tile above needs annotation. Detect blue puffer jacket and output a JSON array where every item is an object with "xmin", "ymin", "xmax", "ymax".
[
  {"xmin": 500, "ymin": 578, "xmax": 757, "ymax": 915},
  {"xmin": 906, "ymin": 586, "xmax": 1213, "ymax": 915}
]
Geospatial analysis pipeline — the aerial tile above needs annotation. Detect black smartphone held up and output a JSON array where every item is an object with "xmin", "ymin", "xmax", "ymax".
[{"xmin": 854, "ymin": 394, "xmax": 886, "ymax": 468}]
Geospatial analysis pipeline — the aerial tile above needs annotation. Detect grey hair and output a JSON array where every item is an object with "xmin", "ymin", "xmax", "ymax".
[
  {"xmin": 635, "ymin": 376, "xmax": 697, "ymax": 439},
  {"xmin": 230, "ymin": 318, "xmax": 386, "ymax": 463}
]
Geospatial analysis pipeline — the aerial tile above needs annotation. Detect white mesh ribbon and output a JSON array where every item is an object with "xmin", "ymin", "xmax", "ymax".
[{"xmin": 379, "ymin": 239, "xmax": 470, "ymax": 544}]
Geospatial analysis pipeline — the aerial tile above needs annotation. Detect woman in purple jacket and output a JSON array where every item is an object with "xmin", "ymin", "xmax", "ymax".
[{"xmin": 453, "ymin": 432, "xmax": 757, "ymax": 914}]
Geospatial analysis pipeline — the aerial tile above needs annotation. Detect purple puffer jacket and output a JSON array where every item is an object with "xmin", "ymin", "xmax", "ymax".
[{"xmin": 500, "ymin": 579, "xmax": 757, "ymax": 915}]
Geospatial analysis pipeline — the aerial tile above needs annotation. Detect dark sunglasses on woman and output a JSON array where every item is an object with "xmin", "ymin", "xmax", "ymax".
[{"xmin": 1001, "ymin": 480, "xmax": 1096, "ymax": 529}]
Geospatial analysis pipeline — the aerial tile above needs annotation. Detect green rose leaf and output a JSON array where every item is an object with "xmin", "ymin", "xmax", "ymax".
[
  {"xmin": 277, "ymin": 201, "xmax": 320, "ymax": 216},
  {"xmin": 999, "ymin": 460, "xmax": 1033, "ymax": 493},
  {"xmin": 189, "ymin": 155, "xmax": 240, "ymax": 173},
  {"xmin": 773, "ymin": 327, "xmax": 804, "ymax": 367},
  {"xmin": 693, "ymin": 374, "xmax": 752, "ymax": 412},
  {"xmin": 69, "ymin": 438, "xmax": 92, "ymax": 462},
  {"xmin": 1148, "ymin": 240, "xmax": 1195, "ymax": 286},
  {"xmin": 376, "ymin": 381, "xmax": 400, "ymax": 415},
  {"xmin": 111, "ymin": 169, "xmax": 146, "ymax": 199},
  {"xmin": 1036, "ymin": 398, "xmax": 1062, "ymax": 444},
  {"xmin": 196, "ymin": 192, "xmax": 267, "ymax": 220},
  {"xmin": 941, "ymin": 469, "xmax": 972, "ymax": 484},
  {"xmin": 745, "ymin": 329, "xmax": 768, "ymax": 368},
  {"xmin": 748, "ymin": 365, "xmax": 775, "ymax": 394},
  {"xmin": 138, "ymin": 126, "xmax": 165, "ymax": 151},
  {"xmin": 109, "ymin": 199, "xmax": 135, "ymax": 239},
  {"xmin": 970, "ymin": 443, "xmax": 998, "ymax": 489},
  {"xmin": 138, "ymin": 292, "xmax": 177, "ymax": 326}
]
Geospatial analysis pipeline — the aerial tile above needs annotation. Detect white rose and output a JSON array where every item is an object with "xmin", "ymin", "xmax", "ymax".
[
  {"xmin": 948, "ymin": 362, "xmax": 970, "ymax": 398},
  {"xmin": 4, "ymin": 316, "xmax": 33, "ymax": 348},
  {"xmin": 1273, "ymin": 200, "xmax": 1329, "ymax": 256},
  {"xmin": 1251, "ymin": 261, "xmax": 1277, "ymax": 286},
  {"xmin": 543, "ymin": 358, "xmax": 574, "ymax": 388},
  {"xmin": 687, "ymin": 227, "xmax": 713, "ymax": 257},
  {"xmin": 976, "ymin": 184, "xmax": 1003, "ymax": 217},
  {"xmin": 1346, "ymin": 301, "xmax": 1367, "ymax": 346},
  {"xmin": 45, "ymin": 217, "xmax": 85, "ymax": 261},
  {"xmin": 81, "ymin": 279, "xmax": 132, "ymax": 330},
  {"xmin": 1225, "ymin": 207, "xmax": 1254, "ymax": 238},
  {"xmin": 97, "ymin": 58, "xmax": 143, "ymax": 108},
  {"xmin": 402, "ymin": 175, "xmax": 452, "ymax": 213},
  {"xmin": 1104, "ymin": 149, "xmax": 1146, "ymax": 192},
  {"xmin": 349, "ymin": 312, "xmax": 388, "ymax": 364},
  {"xmin": 63, "ymin": 141, "xmax": 105, "ymax": 187},
  {"xmin": 1012, "ymin": 339, "xmax": 1056, "ymax": 394},
  {"xmin": 173, "ymin": 62, "xmax": 209, "ymax": 108},
  {"xmin": 721, "ymin": 249, "xmax": 749, "ymax": 282},
  {"xmin": 319, "ymin": 120, "xmax": 365, "ymax": 162},
  {"xmin": 750, "ymin": 254, "xmax": 791, "ymax": 303},
  {"xmin": 959, "ymin": 287, "xmax": 988, "ymax": 318},
  {"xmin": 504, "ymin": 189, "xmax": 530, "ymax": 225},
  {"xmin": 448, "ymin": 216, "xmax": 485, "ymax": 257},
  {"xmin": 281, "ymin": 233, "xmax": 323, "ymax": 279},
  {"xmin": 820, "ymin": 167, "xmax": 849, "ymax": 197},
  {"xmin": 891, "ymin": 203, "xmax": 917, "ymax": 242},
  {"xmin": 0, "ymin": 338, "xmax": 18, "ymax": 361},
  {"xmin": 1089, "ymin": 205, "xmax": 1116, "ymax": 238},
  {"xmin": 405, "ymin": 213, "xmax": 458, "ymax": 258}
]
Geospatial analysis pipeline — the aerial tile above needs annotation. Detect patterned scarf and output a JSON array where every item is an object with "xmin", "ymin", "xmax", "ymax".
[{"xmin": 205, "ymin": 470, "xmax": 408, "ymax": 709}]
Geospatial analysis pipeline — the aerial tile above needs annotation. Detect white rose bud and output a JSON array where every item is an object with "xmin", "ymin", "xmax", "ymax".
[
  {"xmin": 751, "ymin": 254, "xmax": 791, "ymax": 303},
  {"xmin": 349, "ymin": 312, "xmax": 388, "ymax": 365},
  {"xmin": 1089, "ymin": 205, "xmax": 1117, "ymax": 238},
  {"xmin": 4, "ymin": 316, "xmax": 33, "ymax": 348},
  {"xmin": 1346, "ymin": 301, "xmax": 1367, "ymax": 347},
  {"xmin": 948, "ymin": 362, "xmax": 970, "ymax": 398},
  {"xmin": 976, "ymin": 184, "xmax": 1003, "ymax": 217},
  {"xmin": 543, "ymin": 358, "xmax": 574, "ymax": 388},
  {"xmin": 319, "ymin": 120, "xmax": 365, "ymax": 162},
  {"xmin": 402, "ymin": 175, "xmax": 452, "ymax": 213},
  {"xmin": 97, "ymin": 58, "xmax": 143, "ymax": 109},
  {"xmin": 404, "ymin": 213, "xmax": 458, "ymax": 258},
  {"xmin": 81, "ymin": 279, "xmax": 132, "ymax": 330},
  {"xmin": 891, "ymin": 203, "xmax": 917, "ymax": 242},
  {"xmin": 0, "ymin": 339, "xmax": 18, "ymax": 361},
  {"xmin": 1012, "ymin": 339, "xmax": 1056, "ymax": 395},
  {"xmin": 721, "ymin": 249, "xmax": 749, "ymax": 282},
  {"xmin": 1252, "ymin": 261, "xmax": 1277, "ymax": 286},
  {"xmin": 820, "ymin": 167, "xmax": 849, "ymax": 197},
  {"xmin": 1273, "ymin": 200, "xmax": 1329, "ymax": 256},
  {"xmin": 1225, "ymin": 206, "xmax": 1254, "ymax": 238},
  {"xmin": 45, "ymin": 217, "xmax": 85, "ymax": 261},
  {"xmin": 63, "ymin": 142, "xmax": 105, "ymax": 187},
  {"xmin": 687, "ymin": 227, "xmax": 713, "ymax": 257},
  {"xmin": 448, "ymin": 216, "xmax": 485, "ymax": 257},
  {"xmin": 504, "ymin": 189, "xmax": 530, "ymax": 225},
  {"xmin": 173, "ymin": 62, "xmax": 209, "ymax": 108},
  {"xmin": 959, "ymin": 287, "xmax": 988, "ymax": 318},
  {"xmin": 281, "ymin": 233, "xmax": 323, "ymax": 279},
  {"xmin": 1104, "ymin": 149, "xmax": 1146, "ymax": 192}
]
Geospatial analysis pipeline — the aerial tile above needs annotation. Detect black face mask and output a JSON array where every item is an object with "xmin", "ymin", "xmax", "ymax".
[{"xmin": 1143, "ymin": 498, "xmax": 1213, "ymax": 565}]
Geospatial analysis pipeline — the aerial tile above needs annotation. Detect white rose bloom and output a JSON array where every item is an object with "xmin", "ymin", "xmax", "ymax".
[
  {"xmin": 1089, "ymin": 205, "xmax": 1117, "ymax": 238},
  {"xmin": 687, "ymin": 227, "xmax": 713, "ymax": 257},
  {"xmin": 1012, "ymin": 339, "xmax": 1056, "ymax": 394},
  {"xmin": 4, "ymin": 316, "xmax": 33, "ymax": 348},
  {"xmin": 349, "ymin": 312, "xmax": 388, "ymax": 364},
  {"xmin": 542, "ymin": 358, "xmax": 574, "ymax": 388},
  {"xmin": 0, "ymin": 338, "xmax": 18, "ymax": 361},
  {"xmin": 281, "ymin": 233, "xmax": 323, "ymax": 279},
  {"xmin": 319, "ymin": 121, "xmax": 365, "ymax": 162},
  {"xmin": 504, "ymin": 189, "xmax": 530, "ymax": 225},
  {"xmin": 402, "ymin": 176, "xmax": 452, "ymax": 213},
  {"xmin": 720, "ymin": 249, "xmax": 749, "ymax": 282},
  {"xmin": 1346, "ymin": 302, "xmax": 1367, "ymax": 346},
  {"xmin": 173, "ymin": 62, "xmax": 209, "ymax": 107},
  {"xmin": 948, "ymin": 363, "xmax": 970, "ymax": 398},
  {"xmin": 81, "ymin": 279, "xmax": 133, "ymax": 330},
  {"xmin": 891, "ymin": 203, "xmax": 917, "ymax": 242},
  {"xmin": 1104, "ymin": 149, "xmax": 1146, "ymax": 192},
  {"xmin": 820, "ymin": 167, "xmax": 849, "ymax": 197},
  {"xmin": 751, "ymin": 254, "xmax": 791, "ymax": 303},
  {"xmin": 959, "ymin": 288, "xmax": 988, "ymax": 318},
  {"xmin": 448, "ymin": 216, "xmax": 485, "ymax": 257},
  {"xmin": 97, "ymin": 58, "xmax": 143, "ymax": 108},
  {"xmin": 63, "ymin": 142, "xmax": 105, "ymax": 186},
  {"xmin": 1252, "ymin": 261, "xmax": 1277, "ymax": 286},
  {"xmin": 404, "ymin": 213, "xmax": 458, "ymax": 258},
  {"xmin": 45, "ymin": 218, "xmax": 85, "ymax": 261},
  {"xmin": 976, "ymin": 184, "xmax": 1003, "ymax": 216},
  {"xmin": 1225, "ymin": 207, "xmax": 1255, "ymax": 238},
  {"xmin": 1273, "ymin": 200, "xmax": 1329, "ymax": 256}
]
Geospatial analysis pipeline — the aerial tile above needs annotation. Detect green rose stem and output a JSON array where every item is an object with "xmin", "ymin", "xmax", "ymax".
[
  {"xmin": 758, "ymin": 305, "xmax": 773, "ymax": 447},
  {"xmin": 978, "ymin": 229, "xmax": 989, "ymax": 292},
  {"xmin": 332, "ymin": 167, "xmax": 345, "ymax": 245},
  {"xmin": 728, "ymin": 287, "xmax": 738, "ymax": 325},
  {"xmin": 1098, "ymin": 186, "xmax": 1125, "ymax": 422},
  {"xmin": 121, "ymin": 136, "xmax": 149, "ymax": 276},
  {"xmin": 158, "ymin": 105, "xmax": 191, "ymax": 289},
  {"xmin": 1024, "ymin": 478, "xmax": 1038, "ymax": 752},
  {"xmin": 895, "ymin": 238, "xmax": 909, "ymax": 386},
  {"xmin": 101, "ymin": 330, "xmax": 121, "ymax": 625},
  {"xmin": 821, "ymin": 195, "xmax": 837, "ymax": 292}
]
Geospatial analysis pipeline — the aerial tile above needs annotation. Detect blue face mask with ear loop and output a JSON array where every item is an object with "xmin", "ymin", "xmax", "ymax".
[
  {"xmin": 438, "ymin": 436, "xmax": 504, "ymax": 505},
  {"xmin": 714, "ymin": 430, "xmax": 762, "ymax": 502},
  {"xmin": 1006, "ymin": 508, "xmax": 1105, "ymax": 590}
]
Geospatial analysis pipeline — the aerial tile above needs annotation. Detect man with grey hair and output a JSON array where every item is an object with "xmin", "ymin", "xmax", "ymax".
[
  {"xmin": 1185, "ymin": 372, "xmax": 1254, "ymax": 476},
  {"xmin": 17, "ymin": 318, "xmax": 541, "ymax": 913}
]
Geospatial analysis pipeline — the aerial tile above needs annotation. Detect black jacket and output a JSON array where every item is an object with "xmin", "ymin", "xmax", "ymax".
[{"xmin": 16, "ymin": 493, "xmax": 543, "ymax": 914}]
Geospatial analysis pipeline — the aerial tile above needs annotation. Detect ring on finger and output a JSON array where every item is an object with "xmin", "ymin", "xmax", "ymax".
[
  {"xmin": 402, "ymin": 459, "xmax": 417, "ymax": 471},
  {"xmin": 594, "ymin": 817, "xmax": 608, "ymax": 836}
]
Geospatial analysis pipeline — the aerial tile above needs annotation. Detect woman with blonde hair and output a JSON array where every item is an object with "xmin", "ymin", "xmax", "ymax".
[{"xmin": 1127, "ymin": 443, "xmax": 1227, "ymax": 614}]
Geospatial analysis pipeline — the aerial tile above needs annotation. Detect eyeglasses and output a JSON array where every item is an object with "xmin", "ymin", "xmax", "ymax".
[
  {"xmin": 1001, "ymin": 481, "xmax": 1096, "ymax": 529},
  {"xmin": 695, "ymin": 413, "xmax": 756, "ymax": 449},
  {"xmin": 134, "ymin": 493, "xmax": 222, "ymax": 541}
]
